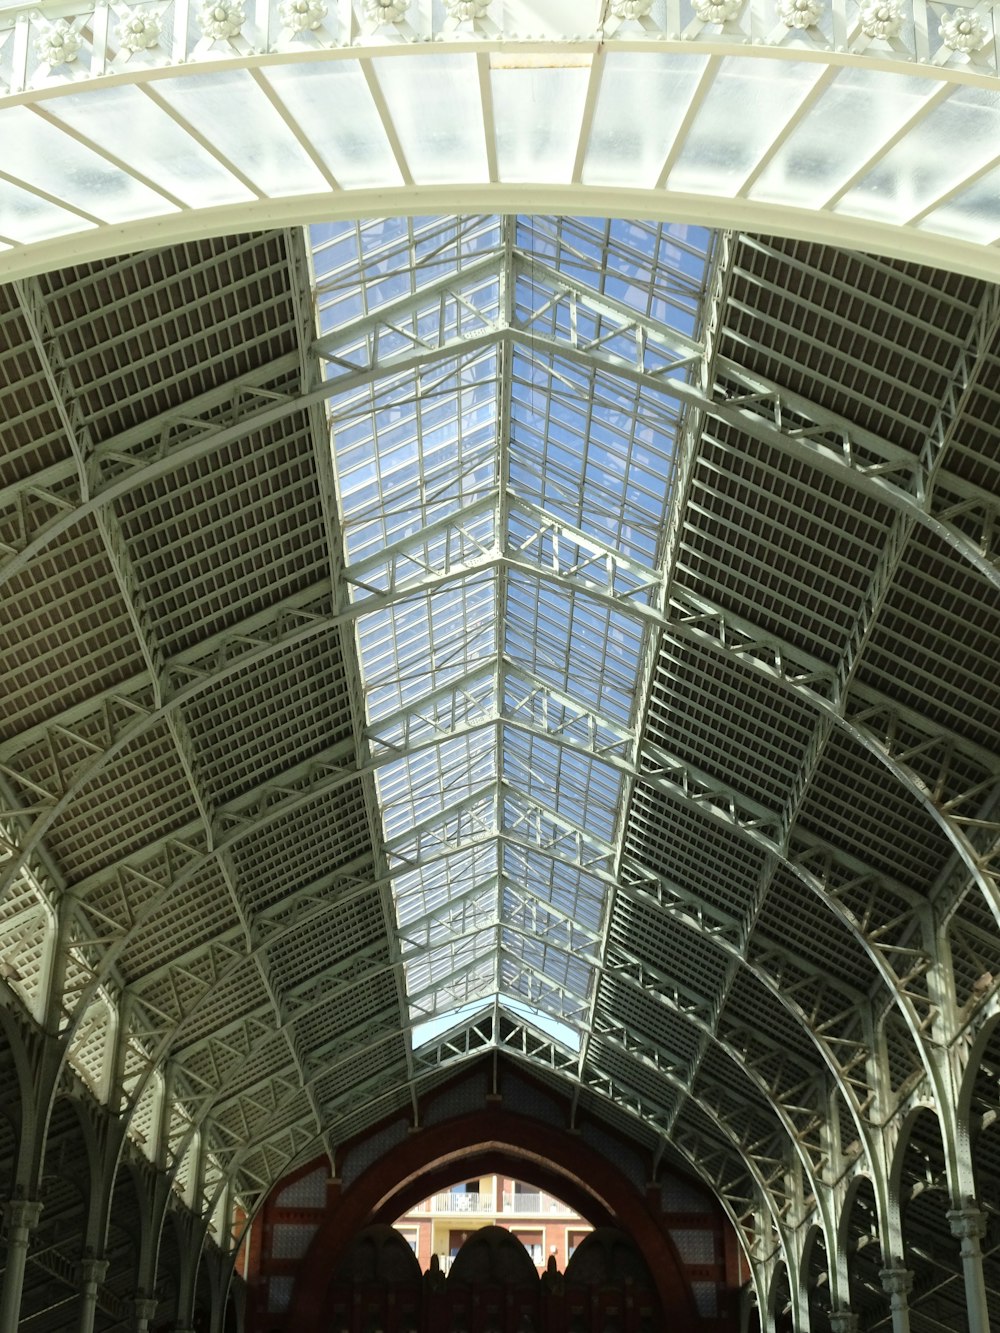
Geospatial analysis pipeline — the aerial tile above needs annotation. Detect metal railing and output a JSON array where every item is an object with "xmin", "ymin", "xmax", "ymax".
[
  {"xmin": 412, "ymin": 1192, "xmax": 495, "ymax": 1215},
  {"xmin": 502, "ymin": 1193, "xmax": 576, "ymax": 1216},
  {"xmin": 407, "ymin": 1188, "xmax": 579, "ymax": 1217}
]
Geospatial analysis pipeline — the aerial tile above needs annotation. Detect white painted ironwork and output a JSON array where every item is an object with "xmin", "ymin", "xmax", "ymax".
[{"xmin": 0, "ymin": 10, "xmax": 1000, "ymax": 280}]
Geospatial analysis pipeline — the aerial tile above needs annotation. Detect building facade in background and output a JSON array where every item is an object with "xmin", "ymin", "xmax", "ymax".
[{"xmin": 393, "ymin": 1175, "xmax": 593, "ymax": 1274}]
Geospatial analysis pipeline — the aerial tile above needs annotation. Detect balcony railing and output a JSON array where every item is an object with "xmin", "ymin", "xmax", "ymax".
[
  {"xmin": 406, "ymin": 1190, "xmax": 579, "ymax": 1217},
  {"xmin": 412, "ymin": 1192, "xmax": 495, "ymax": 1215},
  {"xmin": 502, "ymin": 1193, "xmax": 576, "ymax": 1216}
]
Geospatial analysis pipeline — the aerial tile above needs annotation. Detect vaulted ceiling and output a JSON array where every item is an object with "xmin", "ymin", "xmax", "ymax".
[{"xmin": 3, "ymin": 212, "xmax": 1000, "ymax": 1327}]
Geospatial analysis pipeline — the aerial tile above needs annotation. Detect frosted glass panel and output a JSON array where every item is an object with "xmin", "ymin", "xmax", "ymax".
[
  {"xmin": 668, "ymin": 57, "xmax": 823, "ymax": 196},
  {"xmin": 0, "ymin": 106, "xmax": 176, "ymax": 222},
  {"xmin": 374, "ymin": 53, "xmax": 488, "ymax": 184},
  {"xmin": 920, "ymin": 164, "xmax": 1000, "ymax": 243},
  {"xmin": 585, "ymin": 51, "xmax": 709, "ymax": 188},
  {"xmin": 751, "ymin": 65, "xmax": 937, "ymax": 208},
  {"xmin": 154, "ymin": 69, "xmax": 329, "ymax": 196},
  {"xmin": 838, "ymin": 86, "xmax": 1000, "ymax": 222},
  {"xmin": 43, "ymin": 85, "xmax": 254, "ymax": 208},
  {"xmin": 490, "ymin": 64, "xmax": 590, "ymax": 182},
  {"xmin": 262, "ymin": 61, "xmax": 402, "ymax": 189},
  {"xmin": 0, "ymin": 177, "xmax": 92, "ymax": 243}
]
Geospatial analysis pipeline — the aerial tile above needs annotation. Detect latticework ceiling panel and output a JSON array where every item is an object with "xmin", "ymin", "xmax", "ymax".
[{"xmin": 3, "ymin": 207, "xmax": 1000, "ymax": 1331}]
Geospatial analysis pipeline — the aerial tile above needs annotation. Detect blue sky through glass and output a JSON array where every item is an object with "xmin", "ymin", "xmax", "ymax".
[{"xmin": 312, "ymin": 215, "xmax": 712, "ymax": 1055}]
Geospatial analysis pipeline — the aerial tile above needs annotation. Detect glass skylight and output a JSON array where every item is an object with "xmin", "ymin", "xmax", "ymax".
[
  {"xmin": 411, "ymin": 996, "xmax": 582, "ymax": 1054},
  {"xmin": 314, "ymin": 215, "xmax": 713, "ymax": 1057}
]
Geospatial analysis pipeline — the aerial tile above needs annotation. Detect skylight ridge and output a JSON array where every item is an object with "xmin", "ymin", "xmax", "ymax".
[{"xmin": 317, "ymin": 213, "xmax": 712, "ymax": 1058}]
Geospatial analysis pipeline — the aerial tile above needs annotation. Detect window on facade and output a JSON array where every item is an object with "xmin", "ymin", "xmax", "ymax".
[{"xmin": 514, "ymin": 1230, "xmax": 544, "ymax": 1264}]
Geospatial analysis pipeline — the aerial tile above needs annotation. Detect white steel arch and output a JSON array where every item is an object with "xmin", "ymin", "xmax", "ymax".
[
  {"xmin": 1, "ymin": 0, "xmax": 1000, "ymax": 277},
  {"xmin": 1, "ymin": 4, "xmax": 1000, "ymax": 1315}
]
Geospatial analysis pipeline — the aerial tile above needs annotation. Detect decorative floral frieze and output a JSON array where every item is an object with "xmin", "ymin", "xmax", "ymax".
[
  {"xmin": 939, "ymin": 6, "xmax": 989, "ymax": 50},
  {"xmin": 692, "ymin": 0, "xmax": 743, "ymax": 21},
  {"xmin": 777, "ymin": 0, "xmax": 824, "ymax": 26},
  {"xmin": 0, "ymin": 0, "xmax": 997, "ymax": 96},
  {"xmin": 363, "ymin": 0, "xmax": 408, "ymax": 23},
  {"xmin": 117, "ymin": 7, "xmax": 162, "ymax": 51},
  {"xmin": 858, "ymin": 0, "xmax": 904, "ymax": 36},
  {"xmin": 278, "ymin": 0, "xmax": 328, "ymax": 28},
  {"xmin": 35, "ymin": 19, "xmax": 82, "ymax": 64},
  {"xmin": 609, "ymin": 0, "xmax": 654, "ymax": 17},
  {"xmin": 198, "ymin": 0, "xmax": 245, "ymax": 39},
  {"xmin": 445, "ymin": 0, "xmax": 491, "ymax": 18}
]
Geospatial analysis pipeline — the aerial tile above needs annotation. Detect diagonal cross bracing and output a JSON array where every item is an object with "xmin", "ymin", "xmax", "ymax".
[{"xmin": 315, "ymin": 215, "xmax": 714, "ymax": 1054}]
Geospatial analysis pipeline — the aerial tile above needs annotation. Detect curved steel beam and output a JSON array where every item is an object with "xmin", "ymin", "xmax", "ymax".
[{"xmin": 0, "ymin": 20, "xmax": 999, "ymax": 283}]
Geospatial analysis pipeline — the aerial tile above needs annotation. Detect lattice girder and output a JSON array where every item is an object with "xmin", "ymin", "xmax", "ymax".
[
  {"xmin": 5, "ymin": 212, "xmax": 1000, "ymax": 1303},
  {"xmin": 356, "ymin": 677, "xmax": 937, "ymax": 1046}
]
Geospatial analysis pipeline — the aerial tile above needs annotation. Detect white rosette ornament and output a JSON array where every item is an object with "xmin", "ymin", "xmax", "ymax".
[
  {"xmin": 364, "ymin": 0, "xmax": 408, "ymax": 22},
  {"xmin": 693, "ymin": 0, "xmax": 742, "ymax": 20},
  {"xmin": 858, "ymin": 0, "xmax": 904, "ymax": 36},
  {"xmin": 777, "ymin": 0, "xmax": 823, "ymax": 26},
  {"xmin": 445, "ymin": 0, "xmax": 491, "ymax": 18},
  {"xmin": 609, "ymin": 0, "xmax": 655, "ymax": 17},
  {"xmin": 939, "ymin": 6, "xmax": 989, "ymax": 51},
  {"xmin": 118, "ymin": 7, "xmax": 162, "ymax": 51},
  {"xmin": 279, "ymin": 0, "xmax": 328, "ymax": 29},
  {"xmin": 35, "ymin": 19, "xmax": 82, "ymax": 64},
  {"xmin": 198, "ymin": 0, "xmax": 245, "ymax": 39}
]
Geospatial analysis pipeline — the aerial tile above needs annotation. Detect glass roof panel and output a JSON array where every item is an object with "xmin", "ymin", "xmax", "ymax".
[
  {"xmin": 0, "ymin": 105, "xmax": 177, "ymax": 224},
  {"xmin": 666, "ymin": 56, "xmax": 826, "ymax": 196},
  {"xmin": 407, "ymin": 932, "xmax": 497, "ymax": 1016},
  {"xmin": 749, "ymin": 65, "xmax": 939, "ymax": 209},
  {"xmin": 584, "ymin": 51, "xmax": 710, "ymax": 190},
  {"xmin": 489, "ymin": 65, "xmax": 592, "ymax": 183},
  {"xmin": 316, "ymin": 215, "xmax": 711, "ymax": 1056},
  {"xmin": 516, "ymin": 216, "xmax": 708, "ymax": 332},
  {"xmin": 152, "ymin": 69, "xmax": 330, "ymax": 196},
  {"xmin": 261, "ymin": 61, "xmax": 404, "ymax": 190},
  {"xmin": 498, "ymin": 946, "xmax": 591, "ymax": 1023},
  {"xmin": 400, "ymin": 883, "xmax": 498, "ymax": 958},
  {"xmin": 396, "ymin": 843, "xmax": 499, "ymax": 930},
  {"xmin": 504, "ymin": 571, "xmax": 645, "ymax": 726},
  {"xmin": 356, "ymin": 575, "xmax": 497, "ymax": 720},
  {"xmin": 502, "ymin": 841, "xmax": 606, "ymax": 935},
  {"xmin": 501, "ymin": 726, "xmax": 620, "ymax": 844},
  {"xmin": 41, "ymin": 85, "xmax": 257, "ymax": 210},
  {"xmin": 501, "ymin": 881, "xmax": 598, "ymax": 955},
  {"xmin": 835, "ymin": 86, "xmax": 1000, "ymax": 224},
  {"xmin": 368, "ymin": 664, "xmax": 496, "ymax": 758},
  {"xmin": 378, "ymin": 729, "xmax": 496, "ymax": 842},
  {"xmin": 919, "ymin": 171, "xmax": 1000, "ymax": 244},
  {"xmin": 314, "ymin": 216, "xmax": 503, "ymax": 329},
  {"xmin": 0, "ymin": 179, "xmax": 93, "ymax": 244},
  {"xmin": 373, "ymin": 53, "xmax": 489, "ymax": 185}
]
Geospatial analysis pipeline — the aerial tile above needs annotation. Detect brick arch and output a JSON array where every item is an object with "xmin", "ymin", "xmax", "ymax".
[{"xmin": 288, "ymin": 1109, "xmax": 700, "ymax": 1328}]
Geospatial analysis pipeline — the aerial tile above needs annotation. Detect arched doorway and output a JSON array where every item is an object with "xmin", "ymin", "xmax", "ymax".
[{"xmin": 242, "ymin": 1103, "xmax": 734, "ymax": 1331}]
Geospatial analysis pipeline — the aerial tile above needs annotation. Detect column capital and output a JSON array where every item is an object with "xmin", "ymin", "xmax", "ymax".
[
  {"xmin": 131, "ymin": 1295, "xmax": 158, "ymax": 1320},
  {"xmin": 830, "ymin": 1311, "xmax": 859, "ymax": 1333},
  {"xmin": 79, "ymin": 1256, "xmax": 109, "ymax": 1285},
  {"xmin": 2, "ymin": 1198, "xmax": 42, "ymax": 1232},
  {"xmin": 879, "ymin": 1266, "xmax": 914, "ymax": 1297},
  {"xmin": 947, "ymin": 1204, "xmax": 987, "ymax": 1242}
]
